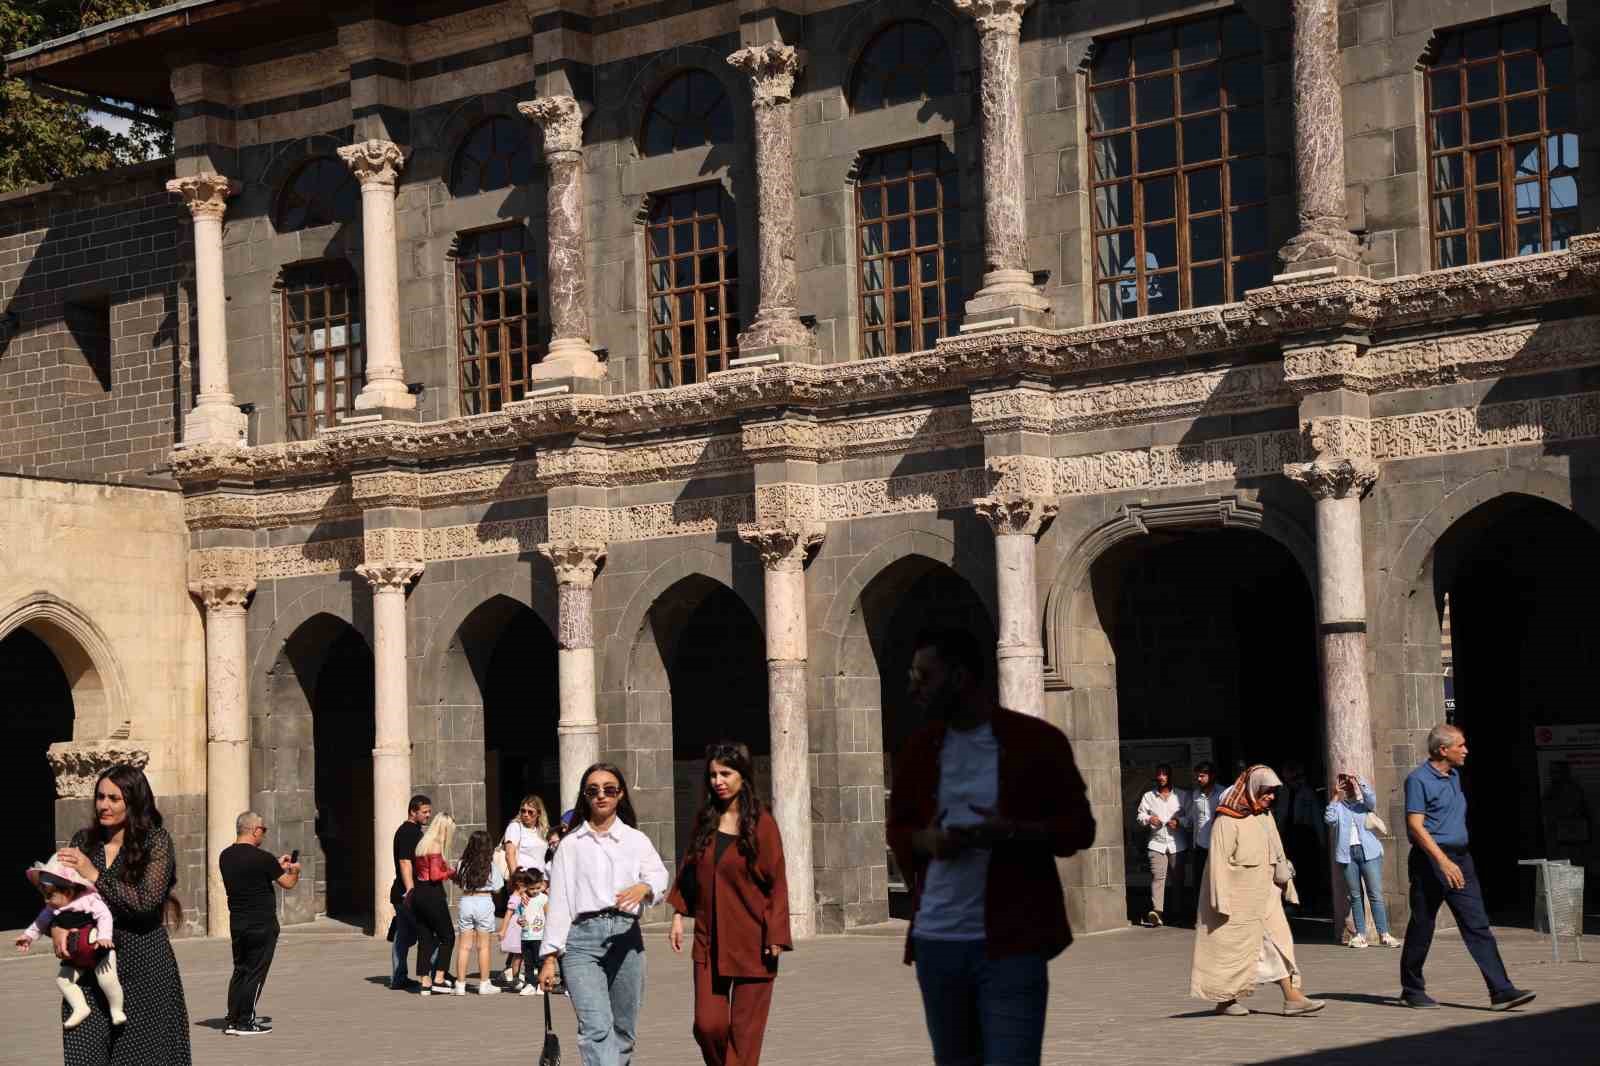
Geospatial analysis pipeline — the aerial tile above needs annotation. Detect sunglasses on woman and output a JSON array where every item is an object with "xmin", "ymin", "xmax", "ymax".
[{"xmin": 583, "ymin": 784, "xmax": 623, "ymax": 798}]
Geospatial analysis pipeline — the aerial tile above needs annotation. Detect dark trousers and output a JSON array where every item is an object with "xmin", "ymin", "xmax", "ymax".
[
  {"xmin": 1401, "ymin": 846, "xmax": 1512, "ymax": 997},
  {"xmin": 390, "ymin": 899, "xmax": 419, "ymax": 985},
  {"xmin": 227, "ymin": 922, "xmax": 278, "ymax": 1024},
  {"xmin": 692, "ymin": 960, "xmax": 775, "ymax": 1066},
  {"xmin": 913, "ymin": 939, "xmax": 1048, "ymax": 1066},
  {"xmin": 411, "ymin": 882, "xmax": 455, "ymax": 979}
]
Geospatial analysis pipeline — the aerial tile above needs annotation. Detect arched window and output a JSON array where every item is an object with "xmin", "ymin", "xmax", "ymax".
[
  {"xmin": 281, "ymin": 261, "xmax": 363, "ymax": 440},
  {"xmin": 275, "ymin": 157, "xmax": 359, "ymax": 233},
  {"xmin": 1426, "ymin": 14, "xmax": 1578, "ymax": 266},
  {"xmin": 850, "ymin": 22, "xmax": 955, "ymax": 112},
  {"xmin": 451, "ymin": 116, "xmax": 536, "ymax": 197},
  {"xmin": 640, "ymin": 70, "xmax": 735, "ymax": 157}
]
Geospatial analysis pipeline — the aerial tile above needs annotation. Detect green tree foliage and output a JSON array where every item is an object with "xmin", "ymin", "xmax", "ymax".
[{"xmin": 0, "ymin": 1, "xmax": 172, "ymax": 192}]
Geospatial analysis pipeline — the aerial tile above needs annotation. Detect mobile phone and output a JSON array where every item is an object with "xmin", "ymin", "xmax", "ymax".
[{"xmin": 289, "ymin": 849, "xmax": 299, "ymax": 864}]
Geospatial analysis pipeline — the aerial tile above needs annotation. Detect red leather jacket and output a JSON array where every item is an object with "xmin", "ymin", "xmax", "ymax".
[
  {"xmin": 412, "ymin": 853, "xmax": 452, "ymax": 884},
  {"xmin": 886, "ymin": 707, "xmax": 1096, "ymax": 963}
]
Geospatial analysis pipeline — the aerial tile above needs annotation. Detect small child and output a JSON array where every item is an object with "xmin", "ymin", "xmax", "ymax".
[
  {"xmin": 519, "ymin": 872, "xmax": 548, "ymax": 996},
  {"xmin": 497, "ymin": 870, "xmax": 536, "ymax": 991},
  {"xmin": 14, "ymin": 853, "xmax": 126, "ymax": 1029}
]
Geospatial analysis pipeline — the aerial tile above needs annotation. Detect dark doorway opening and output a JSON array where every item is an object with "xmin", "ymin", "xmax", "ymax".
[
  {"xmin": 306, "ymin": 626, "xmax": 375, "ymax": 926},
  {"xmin": 0, "ymin": 629, "xmax": 75, "ymax": 929},
  {"xmin": 1436, "ymin": 494, "xmax": 1600, "ymax": 924},
  {"xmin": 480, "ymin": 605, "xmax": 560, "ymax": 838}
]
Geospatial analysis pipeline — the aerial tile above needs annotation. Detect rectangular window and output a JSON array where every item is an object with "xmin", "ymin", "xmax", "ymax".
[
  {"xmin": 456, "ymin": 225, "xmax": 542, "ymax": 414},
  {"xmin": 646, "ymin": 185, "xmax": 739, "ymax": 387},
  {"xmin": 1426, "ymin": 14, "xmax": 1579, "ymax": 267},
  {"xmin": 282, "ymin": 261, "xmax": 363, "ymax": 441},
  {"xmin": 856, "ymin": 142, "xmax": 961, "ymax": 357},
  {"xmin": 1088, "ymin": 12, "xmax": 1269, "ymax": 321}
]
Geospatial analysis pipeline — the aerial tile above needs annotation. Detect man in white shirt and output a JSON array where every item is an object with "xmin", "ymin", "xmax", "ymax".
[
  {"xmin": 1187, "ymin": 761, "xmax": 1227, "ymax": 921},
  {"xmin": 1135, "ymin": 764, "xmax": 1190, "ymax": 927}
]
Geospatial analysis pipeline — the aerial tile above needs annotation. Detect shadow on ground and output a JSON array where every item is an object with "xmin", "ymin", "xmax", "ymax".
[{"xmin": 1252, "ymin": 1003, "xmax": 1600, "ymax": 1064}]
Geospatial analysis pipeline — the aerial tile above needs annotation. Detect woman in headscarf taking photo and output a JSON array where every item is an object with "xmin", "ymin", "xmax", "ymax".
[{"xmin": 1190, "ymin": 765, "xmax": 1326, "ymax": 1018}]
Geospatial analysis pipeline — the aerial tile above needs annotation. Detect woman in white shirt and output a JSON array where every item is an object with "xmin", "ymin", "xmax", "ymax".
[
  {"xmin": 538, "ymin": 763, "xmax": 670, "ymax": 1066},
  {"xmin": 503, "ymin": 794, "xmax": 551, "ymax": 875}
]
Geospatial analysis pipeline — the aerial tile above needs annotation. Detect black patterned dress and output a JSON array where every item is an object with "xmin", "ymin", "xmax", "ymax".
[{"xmin": 62, "ymin": 825, "xmax": 191, "ymax": 1066}]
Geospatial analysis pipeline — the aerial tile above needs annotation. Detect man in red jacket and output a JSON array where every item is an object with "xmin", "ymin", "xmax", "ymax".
[{"xmin": 887, "ymin": 628, "xmax": 1096, "ymax": 1066}]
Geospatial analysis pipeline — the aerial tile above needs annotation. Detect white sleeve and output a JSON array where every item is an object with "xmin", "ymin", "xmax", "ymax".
[
  {"xmin": 637, "ymin": 833, "xmax": 670, "ymax": 902},
  {"xmin": 1135, "ymin": 792, "xmax": 1153, "ymax": 826},
  {"xmin": 539, "ymin": 842, "xmax": 575, "ymax": 958}
]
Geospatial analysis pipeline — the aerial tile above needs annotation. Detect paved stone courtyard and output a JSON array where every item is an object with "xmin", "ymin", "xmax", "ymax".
[{"xmin": 0, "ymin": 922, "xmax": 1594, "ymax": 1065}]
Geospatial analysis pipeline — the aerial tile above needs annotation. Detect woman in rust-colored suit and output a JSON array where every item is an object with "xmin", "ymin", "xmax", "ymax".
[{"xmin": 668, "ymin": 741, "xmax": 792, "ymax": 1066}]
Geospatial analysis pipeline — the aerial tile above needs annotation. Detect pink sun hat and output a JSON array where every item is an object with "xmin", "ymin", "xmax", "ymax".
[{"xmin": 24, "ymin": 852, "xmax": 97, "ymax": 894}]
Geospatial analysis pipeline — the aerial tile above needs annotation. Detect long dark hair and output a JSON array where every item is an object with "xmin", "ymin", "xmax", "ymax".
[
  {"xmin": 688, "ymin": 741, "xmax": 769, "ymax": 890},
  {"xmin": 566, "ymin": 762, "xmax": 638, "ymax": 831},
  {"xmin": 82, "ymin": 764, "xmax": 165, "ymax": 888},
  {"xmin": 456, "ymin": 829, "xmax": 495, "ymax": 890}
]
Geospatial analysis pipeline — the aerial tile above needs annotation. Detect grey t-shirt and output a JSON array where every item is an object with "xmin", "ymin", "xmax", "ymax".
[{"xmin": 913, "ymin": 722, "xmax": 999, "ymax": 942}]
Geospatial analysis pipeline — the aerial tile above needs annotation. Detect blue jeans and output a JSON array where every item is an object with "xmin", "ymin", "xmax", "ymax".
[
  {"xmin": 912, "ymin": 939, "xmax": 1048, "ymax": 1066},
  {"xmin": 561, "ymin": 913, "xmax": 646, "ymax": 1066},
  {"xmin": 1341, "ymin": 844, "xmax": 1391, "ymax": 937},
  {"xmin": 390, "ymin": 902, "xmax": 418, "ymax": 986},
  {"xmin": 1401, "ymin": 846, "xmax": 1512, "ymax": 997}
]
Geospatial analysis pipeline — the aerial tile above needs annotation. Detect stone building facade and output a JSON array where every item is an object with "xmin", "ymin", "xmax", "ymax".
[{"xmin": 3, "ymin": 0, "xmax": 1598, "ymax": 940}]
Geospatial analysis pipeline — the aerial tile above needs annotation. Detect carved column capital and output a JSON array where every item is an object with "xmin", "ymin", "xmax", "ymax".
[
  {"xmin": 1284, "ymin": 457, "xmax": 1378, "ymax": 500},
  {"xmin": 166, "ymin": 173, "xmax": 240, "ymax": 221},
  {"xmin": 738, "ymin": 522, "xmax": 825, "ymax": 572},
  {"xmin": 975, "ymin": 496, "xmax": 1058, "ymax": 538},
  {"xmin": 337, "ymin": 139, "xmax": 406, "ymax": 187},
  {"xmin": 519, "ymin": 95, "xmax": 584, "ymax": 156},
  {"xmin": 728, "ymin": 42, "xmax": 802, "ymax": 105},
  {"xmin": 189, "ymin": 581, "xmax": 255, "ymax": 613},
  {"xmin": 356, "ymin": 562, "xmax": 424, "ymax": 591},
  {"xmin": 953, "ymin": 0, "xmax": 1030, "ymax": 35},
  {"xmin": 538, "ymin": 541, "xmax": 607, "ymax": 587}
]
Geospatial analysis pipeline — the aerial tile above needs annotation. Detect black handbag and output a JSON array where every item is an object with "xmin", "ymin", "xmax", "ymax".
[{"xmin": 540, "ymin": 989, "xmax": 561, "ymax": 1066}]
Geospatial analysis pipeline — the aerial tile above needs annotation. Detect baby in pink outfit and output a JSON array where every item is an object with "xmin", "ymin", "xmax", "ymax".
[{"xmin": 14, "ymin": 853, "xmax": 126, "ymax": 1029}]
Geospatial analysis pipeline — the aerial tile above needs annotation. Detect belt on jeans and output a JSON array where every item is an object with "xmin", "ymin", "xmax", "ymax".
[
  {"xmin": 462, "ymin": 892, "xmax": 492, "ymax": 897},
  {"xmin": 574, "ymin": 908, "xmax": 634, "ymax": 922}
]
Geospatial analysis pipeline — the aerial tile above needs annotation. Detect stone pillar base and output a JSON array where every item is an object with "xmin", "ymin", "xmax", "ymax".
[
  {"xmin": 1277, "ymin": 230, "xmax": 1364, "ymax": 279},
  {"xmin": 963, "ymin": 270, "xmax": 1054, "ymax": 330},
  {"xmin": 182, "ymin": 399, "xmax": 247, "ymax": 446},
  {"xmin": 353, "ymin": 379, "xmax": 417, "ymax": 413},
  {"xmin": 729, "ymin": 340, "xmax": 818, "ymax": 368},
  {"xmin": 532, "ymin": 339, "xmax": 605, "ymax": 383}
]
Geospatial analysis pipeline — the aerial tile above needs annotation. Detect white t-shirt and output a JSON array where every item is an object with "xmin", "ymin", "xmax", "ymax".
[
  {"xmin": 503, "ymin": 819, "xmax": 546, "ymax": 872},
  {"xmin": 522, "ymin": 892, "xmax": 547, "ymax": 940},
  {"xmin": 912, "ymin": 722, "xmax": 1000, "ymax": 942}
]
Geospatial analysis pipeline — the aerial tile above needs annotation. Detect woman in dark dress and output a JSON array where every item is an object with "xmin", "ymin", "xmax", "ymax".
[
  {"xmin": 668, "ymin": 741, "xmax": 792, "ymax": 1066},
  {"xmin": 53, "ymin": 763, "xmax": 191, "ymax": 1065}
]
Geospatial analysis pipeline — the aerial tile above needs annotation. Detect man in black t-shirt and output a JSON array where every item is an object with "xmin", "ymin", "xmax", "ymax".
[
  {"xmin": 219, "ymin": 811, "xmax": 300, "ymax": 1036},
  {"xmin": 389, "ymin": 793, "xmax": 432, "ymax": 990}
]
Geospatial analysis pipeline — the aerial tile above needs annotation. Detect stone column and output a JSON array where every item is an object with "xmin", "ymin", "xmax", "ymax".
[
  {"xmin": 1279, "ymin": 0, "xmax": 1362, "ymax": 272},
  {"xmin": 518, "ymin": 96, "xmax": 602, "ymax": 381},
  {"xmin": 357, "ymin": 561, "xmax": 423, "ymax": 934},
  {"xmin": 540, "ymin": 542, "xmax": 605, "ymax": 807},
  {"xmin": 975, "ymin": 496, "xmax": 1056, "ymax": 716},
  {"xmin": 727, "ymin": 43, "xmax": 814, "ymax": 359},
  {"xmin": 739, "ymin": 522, "xmax": 824, "ymax": 938},
  {"xmin": 955, "ymin": 0, "xmax": 1052, "ymax": 327},
  {"xmin": 191, "ymin": 577, "xmax": 254, "ymax": 938},
  {"xmin": 167, "ymin": 174, "xmax": 246, "ymax": 445},
  {"xmin": 338, "ymin": 139, "xmax": 416, "ymax": 412}
]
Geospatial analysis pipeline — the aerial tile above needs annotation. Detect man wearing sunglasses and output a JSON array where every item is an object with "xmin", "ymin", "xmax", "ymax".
[{"xmin": 219, "ymin": 811, "xmax": 300, "ymax": 1036}]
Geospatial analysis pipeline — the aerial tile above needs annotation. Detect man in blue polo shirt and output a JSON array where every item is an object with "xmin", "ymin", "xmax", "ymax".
[{"xmin": 1399, "ymin": 724, "xmax": 1534, "ymax": 1011}]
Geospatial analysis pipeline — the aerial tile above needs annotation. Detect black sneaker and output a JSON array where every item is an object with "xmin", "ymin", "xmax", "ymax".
[
  {"xmin": 1401, "ymin": 992, "xmax": 1440, "ymax": 1009},
  {"xmin": 226, "ymin": 1021, "xmax": 272, "ymax": 1036},
  {"xmin": 1490, "ymin": 988, "xmax": 1536, "ymax": 1011}
]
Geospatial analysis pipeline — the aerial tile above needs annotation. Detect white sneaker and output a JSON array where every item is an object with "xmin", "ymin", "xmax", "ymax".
[
  {"xmin": 450, "ymin": 983, "xmax": 467, "ymax": 996},
  {"xmin": 1348, "ymin": 934, "xmax": 1369, "ymax": 948},
  {"xmin": 518, "ymin": 983, "xmax": 538, "ymax": 996},
  {"xmin": 478, "ymin": 982, "xmax": 500, "ymax": 995},
  {"xmin": 502, "ymin": 967, "xmax": 514, "ymax": 983},
  {"xmin": 1379, "ymin": 933, "xmax": 1402, "ymax": 947}
]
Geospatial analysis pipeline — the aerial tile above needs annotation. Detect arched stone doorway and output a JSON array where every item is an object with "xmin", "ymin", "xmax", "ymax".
[
  {"xmin": 1429, "ymin": 493, "xmax": 1600, "ymax": 920},
  {"xmin": 0, "ymin": 628, "xmax": 75, "ymax": 928},
  {"xmin": 445, "ymin": 595, "xmax": 559, "ymax": 839},
  {"xmin": 625, "ymin": 575, "xmax": 768, "ymax": 869},
  {"xmin": 260, "ymin": 614, "xmax": 375, "ymax": 926}
]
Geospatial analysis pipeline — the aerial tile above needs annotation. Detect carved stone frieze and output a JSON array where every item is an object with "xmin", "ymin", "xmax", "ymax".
[
  {"xmin": 187, "ymin": 547, "xmax": 257, "ymax": 588},
  {"xmin": 608, "ymin": 496, "xmax": 753, "ymax": 541},
  {"xmin": 1055, "ymin": 430, "xmax": 1305, "ymax": 498},
  {"xmin": 1303, "ymin": 416, "xmax": 1372, "ymax": 462},
  {"xmin": 536, "ymin": 446, "xmax": 609, "ymax": 486},
  {"xmin": 353, "ymin": 471, "xmax": 422, "ymax": 508},
  {"xmin": 817, "ymin": 406, "xmax": 978, "ymax": 459},
  {"xmin": 984, "ymin": 454, "xmax": 1054, "ymax": 500},
  {"xmin": 741, "ymin": 418, "xmax": 825, "ymax": 463},
  {"xmin": 47, "ymin": 743, "xmax": 151, "ymax": 799},
  {"xmin": 819, "ymin": 469, "xmax": 988, "ymax": 522},
  {"xmin": 1052, "ymin": 364, "xmax": 1291, "ymax": 431},
  {"xmin": 1284, "ymin": 457, "xmax": 1379, "ymax": 501},
  {"xmin": 606, "ymin": 435, "xmax": 746, "ymax": 485},
  {"xmin": 1282, "ymin": 341, "xmax": 1370, "ymax": 393},
  {"xmin": 548, "ymin": 506, "xmax": 610, "ymax": 546},
  {"xmin": 256, "ymin": 538, "xmax": 364, "ymax": 579},
  {"xmin": 183, "ymin": 493, "xmax": 258, "ymax": 530},
  {"xmin": 737, "ymin": 522, "xmax": 825, "ymax": 572},
  {"xmin": 424, "ymin": 518, "xmax": 549, "ymax": 562},
  {"xmin": 364, "ymin": 527, "xmax": 426, "ymax": 566},
  {"xmin": 974, "ymin": 496, "xmax": 1058, "ymax": 538},
  {"xmin": 1370, "ymin": 391, "xmax": 1600, "ymax": 461},
  {"xmin": 753, "ymin": 484, "xmax": 821, "ymax": 526},
  {"xmin": 970, "ymin": 387, "xmax": 1053, "ymax": 434}
]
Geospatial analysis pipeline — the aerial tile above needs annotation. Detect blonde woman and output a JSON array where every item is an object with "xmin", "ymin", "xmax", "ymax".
[
  {"xmin": 410, "ymin": 813, "xmax": 458, "ymax": 995},
  {"xmin": 502, "ymin": 795, "xmax": 551, "ymax": 981}
]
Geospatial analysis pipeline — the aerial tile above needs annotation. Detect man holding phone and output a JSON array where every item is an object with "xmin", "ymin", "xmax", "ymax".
[{"xmin": 219, "ymin": 811, "xmax": 301, "ymax": 1036}]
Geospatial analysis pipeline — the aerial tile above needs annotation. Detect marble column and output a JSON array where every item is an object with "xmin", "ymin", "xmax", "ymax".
[
  {"xmin": 540, "ymin": 542, "xmax": 605, "ymax": 808},
  {"xmin": 518, "ymin": 96, "xmax": 602, "ymax": 380},
  {"xmin": 338, "ymin": 140, "xmax": 416, "ymax": 412},
  {"xmin": 739, "ymin": 523, "xmax": 823, "ymax": 938},
  {"xmin": 955, "ymin": 0, "xmax": 1052, "ymax": 326},
  {"xmin": 975, "ymin": 496, "xmax": 1056, "ymax": 717},
  {"xmin": 167, "ymin": 174, "xmax": 246, "ymax": 445},
  {"xmin": 357, "ymin": 561, "xmax": 423, "ymax": 934},
  {"xmin": 727, "ymin": 43, "xmax": 813, "ymax": 357},
  {"xmin": 1279, "ymin": 0, "xmax": 1362, "ymax": 271},
  {"xmin": 192, "ymin": 579, "xmax": 254, "ymax": 938}
]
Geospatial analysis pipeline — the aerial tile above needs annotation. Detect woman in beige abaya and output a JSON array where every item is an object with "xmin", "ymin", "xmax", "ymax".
[{"xmin": 1190, "ymin": 765, "xmax": 1326, "ymax": 1017}]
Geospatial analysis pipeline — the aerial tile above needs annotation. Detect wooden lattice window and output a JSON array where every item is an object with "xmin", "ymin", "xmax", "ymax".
[
  {"xmin": 641, "ymin": 71, "xmax": 735, "ymax": 157},
  {"xmin": 856, "ymin": 143, "xmax": 961, "ymax": 357},
  {"xmin": 1426, "ymin": 14, "xmax": 1579, "ymax": 267},
  {"xmin": 647, "ymin": 185, "xmax": 739, "ymax": 387},
  {"xmin": 276, "ymin": 158, "xmax": 359, "ymax": 233},
  {"xmin": 451, "ymin": 116, "xmax": 536, "ymax": 197},
  {"xmin": 282, "ymin": 262, "xmax": 363, "ymax": 440},
  {"xmin": 851, "ymin": 22, "xmax": 955, "ymax": 112},
  {"xmin": 1088, "ymin": 12, "xmax": 1270, "ymax": 321},
  {"xmin": 456, "ymin": 225, "xmax": 542, "ymax": 414}
]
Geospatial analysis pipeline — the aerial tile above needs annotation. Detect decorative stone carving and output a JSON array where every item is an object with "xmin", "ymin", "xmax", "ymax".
[
  {"xmin": 970, "ymin": 387, "xmax": 1053, "ymax": 434},
  {"xmin": 257, "ymin": 538, "xmax": 365, "ymax": 579},
  {"xmin": 1371, "ymin": 392, "xmax": 1600, "ymax": 460},
  {"xmin": 1283, "ymin": 457, "xmax": 1379, "ymax": 500},
  {"xmin": 1283, "ymin": 342, "xmax": 1371, "ymax": 393},
  {"xmin": 538, "ymin": 541, "xmax": 606, "ymax": 589},
  {"xmin": 728, "ymin": 41, "xmax": 800, "ymax": 105},
  {"xmin": 609, "ymin": 496, "xmax": 753, "ymax": 541},
  {"xmin": 820, "ymin": 468, "xmax": 988, "ymax": 521},
  {"xmin": 741, "ymin": 417, "xmax": 825, "ymax": 462},
  {"xmin": 336, "ymin": 139, "xmax": 406, "ymax": 186},
  {"xmin": 425, "ymin": 517, "xmax": 549, "ymax": 562},
  {"xmin": 356, "ymin": 561, "xmax": 425, "ymax": 590},
  {"xmin": 984, "ymin": 454, "xmax": 1054, "ymax": 500},
  {"xmin": 47, "ymin": 743, "xmax": 151, "ymax": 799},
  {"xmin": 187, "ymin": 547, "xmax": 257, "ymax": 588},
  {"xmin": 189, "ymin": 581, "xmax": 254, "ymax": 611},
  {"xmin": 1056, "ymin": 430, "xmax": 1304, "ymax": 497},
  {"xmin": 340, "ymin": 139, "xmax": 414, "ymax": 412},
  {"xmin": 1279, "ymin": 0, "xmax": 1361, "ymax": 269},
  {"xmin": 165, "ymin": 173, "xmax": 239, "ymax": 221},
  {"xmin": 363, "ymin": 527, "xmax": 426, "ymax": 566},
  {"xmin": 518, "ymin": 95, "xmax": 583, "ymax": 154},
  {"xmin": 352, "ymin": 471, "xmax": 422, "ymax": 507},
  {"xmin": 974, "ymin": 495, "xmax": 1057, "ymax": 538},
  {"xmin": 737, "ymin": 523, "xmax": 824, "ymax": 572},
  {"xmin": 1052, "ymin": 364, "xmax": 1291, "ymax": 431},
  {"xmin": 1303, "ymin": 416, "xmax": 1372, "ymax": 462},
  {"xmin": 518, "ymin": 96, "xmax": 597, "ymax": 375},
  {"xmin": 547, "ymin": 506, "xmax": 610, "ymax": 545}
]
